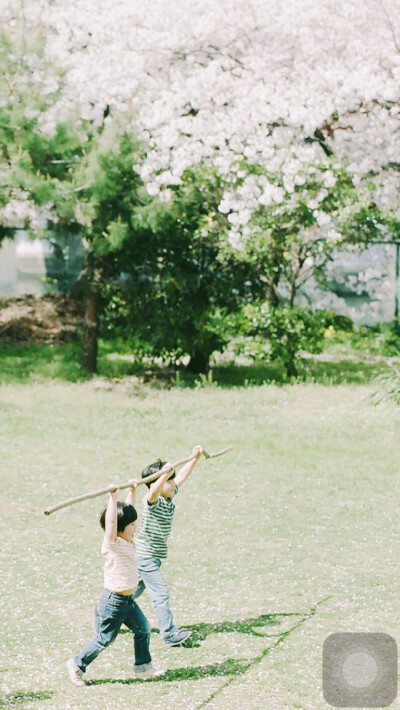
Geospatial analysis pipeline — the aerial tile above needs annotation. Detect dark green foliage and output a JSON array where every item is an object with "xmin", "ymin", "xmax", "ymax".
[
  {"xmin": 0, "ymin": 31, "xmax": 93, "ymax": 234},
  {"xmin": 75, "ymin": 127, "xmax": 148, "ymax": 260},
  {"xmin": 321, "ymin": 311, "xmax": 355, "ymax": 333},
  {"xmin": 102, "ymin": 167, "xmax": 257, "ymax": 372}
]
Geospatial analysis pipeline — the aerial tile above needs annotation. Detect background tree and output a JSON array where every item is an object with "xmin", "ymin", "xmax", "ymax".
[
  {"xmin": 0, "ymin": 30, "xmax": 73, "ymax": 242},
  {"xmin": 219, "ymin": 157, "xmax": 358, "ymax": 307},
  {"xmin": 69, "ymin": 123, "xmax": 150, "ymax": 371},
  {"xmin": 0, "ymin": 30, "xmax": 152, "ymax": 373},
  {"xmin": 104, "ymin": 166, "xmax": 257, "ymax": 373}
]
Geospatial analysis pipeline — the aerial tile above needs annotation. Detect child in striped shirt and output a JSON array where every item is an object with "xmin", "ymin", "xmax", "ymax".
[
  {"xmin": 133, "ymin": 445, "xmax": 203, "ymax": 646},
  {"xmin": 67, "ymin": 483, "xmax": 165, "ymax": 686}
]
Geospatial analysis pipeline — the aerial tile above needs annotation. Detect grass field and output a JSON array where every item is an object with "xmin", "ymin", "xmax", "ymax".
[{"xmin": 1, "ymin": 372, "xmax": 400, "ymax": 709}]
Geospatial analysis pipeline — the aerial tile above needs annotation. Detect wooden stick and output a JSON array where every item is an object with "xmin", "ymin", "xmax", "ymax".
[{"xmin": 43, "ymin": 445, "xmax": 232, "ymax": 516}]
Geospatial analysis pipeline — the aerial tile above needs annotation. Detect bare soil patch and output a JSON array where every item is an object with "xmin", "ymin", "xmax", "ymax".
[{"xmin": 0, "ymin": 295, "xmax": 84, "ymax": 343}]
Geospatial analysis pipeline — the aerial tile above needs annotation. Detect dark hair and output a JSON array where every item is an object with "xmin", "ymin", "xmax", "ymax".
[
  {"xmin": 141, "ymin": 459, "xmax": 175, "ymax": 488},
  {"xmin": 99, "ymin": 501, "xmax": 137, "ymax": 532}
]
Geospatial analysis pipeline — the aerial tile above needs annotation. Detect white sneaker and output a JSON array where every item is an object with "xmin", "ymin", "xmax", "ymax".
[
  {"xmin": 164, "ymin": 628, "xmax": 193, "ymax": 646},
  {"xmin": 134, "ymin": 664, "xmax": 165, "ymax": 680},
  {"xmin": 67, "ymin": 658, "xmax": 85, "ymax": 686}
]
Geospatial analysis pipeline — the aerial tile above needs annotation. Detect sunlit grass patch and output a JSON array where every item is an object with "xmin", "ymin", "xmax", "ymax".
[
  {"xmin": 0, "ymin": 342, "xmax": 86, "ymax": 383},
  {"xmin": 0, "ymin": 691, "xmax": 54, "ymax": 707},
  {"xmin": 2, "ymin": 382, "xmax": 400, "ymax": 708}
]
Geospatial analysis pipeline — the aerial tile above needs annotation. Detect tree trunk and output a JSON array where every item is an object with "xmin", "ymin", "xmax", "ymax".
[
  {"xmin": 394, "ymin": 243, "xmax": 400, "ymax": 335},
  {"xmin": 265, "ymin": 282, "xmax": 280, "ymax": 307},
  {"xmin": 284, "ymin": 355, "xmax": 298, "ymax": 379},
  {"xmin": 186, "ymin": 347, "xmax": 210, "ymax": 374},
  {"xmin": 81, "ymin": 287, "xmax": 99, "ymax": 373}
]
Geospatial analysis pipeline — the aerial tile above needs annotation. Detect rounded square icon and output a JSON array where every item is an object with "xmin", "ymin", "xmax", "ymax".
[{"xmin": 323, "ymin": 632, "xmax": 397, "ymax": 707}]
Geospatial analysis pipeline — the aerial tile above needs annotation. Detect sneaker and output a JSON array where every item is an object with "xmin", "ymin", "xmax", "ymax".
[
  {"xmin": 67, "ymin": 658, "xmax": 85, "ymax": 686},
  {"xmin": 134, "ymin": 664, "xmax": 165, "ymax": 680},
  {"xmin": 164, "ymin": 629, "xmax": 193, "ymax": 646}
]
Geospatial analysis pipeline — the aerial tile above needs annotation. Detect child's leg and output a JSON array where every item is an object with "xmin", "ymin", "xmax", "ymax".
[
  {"xmin": 136, "ymin": 557, "xmax": 178, "ymax": 641},
  {"xmin": 123, "ymin": 598, "xmax": 152, "ymax": 668},
  {"xmin": 94, "ymin": 603, "xmax": 99, "ymax": 633},
  {"xmin": 74, "ymin": 590, "xmax": 127, "ymax": 672}
]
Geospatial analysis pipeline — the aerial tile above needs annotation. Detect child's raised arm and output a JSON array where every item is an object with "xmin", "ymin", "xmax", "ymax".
[
  {"xmin": 125, "ymin": 480, "xmax": 138, "ymax": 508},
  {"xmin": 175, "ymin": 445, "xmax": 202, "ymax": 488},
  {"xmin": 104, "ymin": 487, "xmax": 119, "ymax": 544},
  {"xmin": 147, "ymin": 464, "xmax": 175, "ymax": 504}
]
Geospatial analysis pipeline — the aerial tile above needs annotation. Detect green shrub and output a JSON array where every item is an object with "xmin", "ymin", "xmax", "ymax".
[{"xmin": 233, "ymin": 303, "xmax": 327, "ymax": 377}]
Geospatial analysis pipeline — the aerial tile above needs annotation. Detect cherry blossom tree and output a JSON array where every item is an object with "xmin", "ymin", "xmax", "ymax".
[
  {"xmin": 1, "ymin": 0, "xmax": 400, "ymax": 359},
  {"xmin": 2, "ymin": 0, "xmax": 398, "ymax": 316},
  {"xmin": 2, "ymin": 1, "xmax": 398, "ymax": 174}
]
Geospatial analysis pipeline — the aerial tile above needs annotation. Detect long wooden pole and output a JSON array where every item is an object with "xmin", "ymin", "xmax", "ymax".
[{"xmin": 43, "ymin": 446, "xmax": 232, "ymax": 516}]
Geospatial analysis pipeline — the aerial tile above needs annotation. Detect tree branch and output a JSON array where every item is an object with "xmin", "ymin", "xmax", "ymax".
[{"xmin": 43, "ymin": 445, "xmax": 233, "ymax": 516}]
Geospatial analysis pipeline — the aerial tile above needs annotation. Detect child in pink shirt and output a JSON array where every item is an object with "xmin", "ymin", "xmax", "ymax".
[{"xmin": 67, "ymin": 483, "xmax": 165, "ymax": 685}]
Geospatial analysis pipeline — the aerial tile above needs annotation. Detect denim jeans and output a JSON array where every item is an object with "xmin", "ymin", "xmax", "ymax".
[
  {"xmin": 75, "ymin": 588, "xmax": 151, "ymax": 672},
  {"xmin": 132, "ymin": 556, "xmax": 178, "ymax": 640}
]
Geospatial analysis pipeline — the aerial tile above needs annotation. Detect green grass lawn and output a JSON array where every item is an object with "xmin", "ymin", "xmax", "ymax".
[
  {"xmin": 0, "ymin": 337, "xmax": 395, "ymax": 388},
  {"xmin": 1, "ymin": 377, "xmax": 400, "ymax": 709}
]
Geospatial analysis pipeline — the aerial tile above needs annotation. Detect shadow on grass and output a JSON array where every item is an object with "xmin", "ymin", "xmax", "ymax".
[
  {"xmin": 91, "ymin": 601, "xmax": 326, "ymax": 710},
  {"xmin": 0, "ymin": 341, "xmax": 88, "ymax": 384},
  {"xmin": 301, "ymin": 358, "xmax": 387, "ymax": 385},
  {"xmin": 213, "ymin": 358, "xmax": 388, "ymax": 387},
  {"xmin": 145, "ymin": 611, "xmax": 303, "ymax": 647},
  {"xmin": 102, "ymin": 611, "xmax": 306, "ymax": 685},
  {"xmin": 0, "ymin": 691, "xmax": 53, "ymax": 707},
  {"xmin": 97, "ymin": 358, "xmax": 386, "ymax": 388},
  {"xmin": 0, "ymin": 340, "xmax": 389, "ymax": 387},
  {"xmin": 89, "ymin": 658, "xmax": 252, "ymax": 685}
]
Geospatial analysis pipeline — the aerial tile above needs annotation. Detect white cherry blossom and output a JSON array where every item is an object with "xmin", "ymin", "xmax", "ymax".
[{"xmin": 1, "ymin": 0, "xmax": 399, "ymax": 313}]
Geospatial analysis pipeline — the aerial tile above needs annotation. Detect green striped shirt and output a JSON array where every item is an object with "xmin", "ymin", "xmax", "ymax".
[{"xmin": 135, "ymin": 486, "xmax": 178, "ymax": 559}]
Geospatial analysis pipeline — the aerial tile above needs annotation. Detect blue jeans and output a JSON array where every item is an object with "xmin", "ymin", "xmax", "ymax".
[
  {"xmin": 75, "ymin": 588, "xmax": 151, "ymax": 672},
  {"xmin": 132, "ymin": 556, "xmax": 178, "ymax": 641}
]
